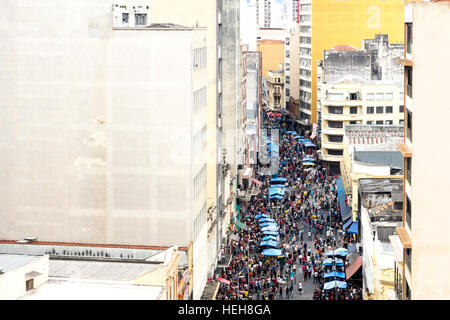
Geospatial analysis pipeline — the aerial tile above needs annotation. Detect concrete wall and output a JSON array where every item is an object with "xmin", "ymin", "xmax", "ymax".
[
  {"xmin": 0, "ymin": 0, "xmax": 209, "ymax": 247},
  {"xmin": 408, "ymin": 1, "xmax": 450, "ymax": 300}
]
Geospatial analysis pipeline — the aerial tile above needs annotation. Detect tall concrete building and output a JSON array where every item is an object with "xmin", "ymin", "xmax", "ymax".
[
  {"xmin": 394, "ymin": 0, "xmax": 450, "ymax": 300},
  {"xmin": 298, "ymin": 0, "xmax": 415, "ymax": 130},
  {"xmin": 240, "ymin": 0, "xmax": 258, "ymax": 51},
  {"xmin": 317, "ymin": 35, "xmax": 404, "ymax": 174},
  {"xmin": 150, "ymin": 0, "xmax": 241, "ymax": 294},
  {"xmin": 0, "ymin": 0, "xmax": 209, "ymax": 300}
]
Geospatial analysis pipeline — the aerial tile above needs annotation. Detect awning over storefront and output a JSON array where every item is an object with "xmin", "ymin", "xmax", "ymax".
[
  {"xmin": 343, "ymin": 218, "xmax": 353, "ymax": 230},
  {"xmin": 217, "ymin": 277, "xmax": 231, "ymax": 285},
  {"xmin": 346, "ymin": 255, "xmax": 362, "ymax": 280},
  {"xmin": 347, "ymin": 221, "xmax": 358, "ymax": 235}
]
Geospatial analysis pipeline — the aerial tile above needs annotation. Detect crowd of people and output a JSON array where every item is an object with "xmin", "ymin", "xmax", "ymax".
[{"xmin": 215, "ymin": 113, "xmax": 362, "ymax": 300}]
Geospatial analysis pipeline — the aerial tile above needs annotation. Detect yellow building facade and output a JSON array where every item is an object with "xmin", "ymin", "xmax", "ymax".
[
  {"xmin": 299, "ymin": 0, "xmax": 416, "ymax": 126},
  {"xmin": 257, "ymin": 39, "xmax": 285, "ymax": 79}
]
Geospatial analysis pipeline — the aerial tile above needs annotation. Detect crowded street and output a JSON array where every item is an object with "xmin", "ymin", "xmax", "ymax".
[{"xmin": 215, "ymin": 113, "xmax": 363, "ymax": 300}]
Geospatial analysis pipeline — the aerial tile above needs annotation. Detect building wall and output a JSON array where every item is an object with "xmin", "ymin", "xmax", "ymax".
[
  {"xmin": 0, "ymin": 255, "xmax": 49, "ymax": 300},
  {"xmin": 407, "ymin": 1, "xmax": 450, "ymax": 300},
  {"xmin": 305, "ymin": 0, "xmax": 413, "ymax": 125},
  {"xmin": 257, "ymin": 39, "xmax": 285, "ymax": 79},
  {"xmin": 0, "ymin": 0, "xmax": 209, "ymax": 246}
]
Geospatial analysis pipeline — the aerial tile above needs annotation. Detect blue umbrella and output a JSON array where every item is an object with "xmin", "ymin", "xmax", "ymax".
[
  {"xmin": 323, "ymin": 271, "xmax": 346, "ymax": 279},
  {"xmin": 270, "ymin": 184, "xmax": 286, "ymax": 188},
  {"xmin": 323, "ymin": 258, "xmax": 334, "ymax": 266},
  {"xmin": 262, "ymin": 231, "xmax": 278, "ymax": 236},
  {"xmin": 260, "ymin": 222, "xmax": 277, "ymax": 228},
  {"xmin": 261, "ymin": 225, "xmax": 278, "ymax": 232},
  {"xmin": 259, "ymin": 218, "xmax": 275, "ymax": 223},
  {"xmin": 334, "ymin": 248, "xmax": 350, "ymax": 256},
  {"xmin": 259, "ymin": 240, "xmax": 278, "ymax": 248},
  {"xmin": 255, "ymin": 214, "xmax": 269, "ymax": 220},
  {"xmin": 262, "ymin": 248, "xmax": 282, "ymax": 257},
  {"xmin": 271, "ymin": 177, "xmax": 287, "ymax": 182},
  {"xmin": 262, "ymin": 235, "xmax": 277, "ymax": 241},
  {"xmin": 269, "ymin": 195, "xmax": 284, "ymax": 200},
  {"xmin": 323, "ymin": 280, "xmax": 347, "ymax": 290}
]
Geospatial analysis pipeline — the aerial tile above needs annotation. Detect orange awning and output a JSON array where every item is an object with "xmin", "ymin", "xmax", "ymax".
[{"xmin": 346, "ymin": 255, "xmax": 362, "ymax": 280}]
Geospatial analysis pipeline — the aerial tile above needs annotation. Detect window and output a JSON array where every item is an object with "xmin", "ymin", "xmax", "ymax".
[
  {"xmin": 376, "ymin": 93, "xmax": 384, "ymax": 101},
  {"xmin": 385, "ymin": 120, "xmax": 393, "ymax": 125},
  {"xmin": 367, "ymin": 93, "xmax": 374, "ymax": 101},
  {"xmin": 406, "ymin": 22, "xmax": 413, "ymax": 54},
  {"xmin": 26, "ymin": 279, "xmax": 34, "ymax": 291},
  {"xmin": 400, "ymin": 92, "xmax": 404, "ymax": 99},
  {"xmin": 386, "ymin": 106, "xmax": 393, "ymax": 113},
  {"xmin": 328, "ymin": 93, "xmax": 344, "ymax": 101},
  {"xmin": 376, "ymin": 120, "xmax": 383, "ymax": 125},
  {"xmin": 349, "ymin": 121, "xmax": 357, "ymax": 124},
  {"xmin": 328, "ymin": 121, "xmax": 343, "ymax": 129},
  {"xmin": 135, "ymin": 14, "xmax": 147, "ymax": 26},
  {"xmin": 399, "ymin": 105, "xmax": 404, "ymax": 113},
  {"xmin": 407, "ymin": 110, "xmax": 412, "ymax": 141},
  {"xmin": 349, "ymin": 93, "xmax": 358, "ymax": 100},
  {"xmin": 328, "ymin": 135, "xmax": 343, "ymax": 143},
  {"xmin": 122, "ymin": 13, "xmax": 129, "ymax": 23},
  {"xmin": 350, "ymin": 107, "xmax": 358, "ymax": 114},
  {"xmin": 286, "ymin": 50, "xmax": 290, "ymax": 58},
  {"xmin": 366, "ymin": 121, "xmax": 373, "ymax": 125},
  {"xmin": 406, "ymin": 66, "xmax": 413, "ymax": 98},
  {"xmin": 327, "ymin": 149, "xmax": 343, "ymax": 156},
  {"xmin": 366, "ymin": 107, "xmax": 374, "ymax": 114},
  {"xmin": 376, "ymin": 106, "xmax": 384, "ymax": 114},
  {"xmin": 399, "ymin": 119, "xmax": 404, "ymax": 125},
  {"xmin": 385, "ymin": 93, "xmax": 393, "ymax": 100},
  {"xmin": 328, "ymin": 106, "xmax": 343, "ymax": 114},
  {"xmin": 406, "ymin": 157, "xmax": 412, "ymax": 186}
]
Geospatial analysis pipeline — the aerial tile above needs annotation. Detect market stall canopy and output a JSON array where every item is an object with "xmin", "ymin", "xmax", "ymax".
[
  {"xmin": 334, "ymin": 248, "xmax": 349, "ymax": 256},
  {"xmin": 261, "ymin": 225, "xmax": 278, "ymax": 232},
  {"xmin": 323, "ymin": 271, "xmax": 346, "ymax": 279},
  {"xmin": 259, "ymin": 218, "xmax": 275, "ymax": 223},
  {"xmin": 262, "ymin": 231, "xmax": 278, "ymax": 236},
  {"xmin": 323, "ymin": 280, "xmax": 347, "ymax": 290},
  {"xmin": 323, "ymin": 258, "xmax": 344, "ymax": 266},
  {"xmin": 255, "ymin": 214, "xmax": 269, "ymax": 220},
  {"xmin": 262, "ymin": 235, "xmax": 278, "ymax": 241},
  {"xmin": 262, "ymin": 248, "xmax": 282, "ymax": 257},
  {"xmin": 259, "ymin": 222, "xmax": 277, "ymax": 228},
  {"xmin": 302, "ymin": 162, "xmax": 315, "ymax": 166},
  {"xmin": 259, "ymin": 240, "xmax": 279, "ymax": 248},
  {"xmin": 271, "ymin": 177, "xmax": 287, "ymax": 182},
  {"xmin": 269, "ymin": 195, "xmax": 284, "ymax": 200},
  {"xmin": 286, "ymin": 131, "xmax": 297, "ymax": 134}
]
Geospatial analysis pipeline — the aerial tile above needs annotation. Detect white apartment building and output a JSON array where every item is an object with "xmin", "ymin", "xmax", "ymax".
[
  {"xmin": 317, "ymin": 36, "xmax": 404, "ymax": 173},
  {"xmin": 298, "ymin": 0, "xmax": 313, "ymax": 127},
  {"xmin": 0, "ymin": 0, "xmax": 208, "ymax": 300}
]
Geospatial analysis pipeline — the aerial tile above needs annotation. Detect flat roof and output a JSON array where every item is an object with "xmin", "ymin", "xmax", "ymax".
[
  {"xmin": 0, "ymin": 254, "xmax": 42, "ymax": 273},
  {"xmin": 358, "ymin": 178, "xmax": 403, "ymax": 193},
  {"xmin": 49, "ymin": 259, "xmax": 159, "ymax": 281},
  {"xmin": 354, "ymin": 151, "xmax": 403, "ymax": 168},
  {"xmin": 20, "ymin": 279, "xmax": 164, "ymax": 300}
]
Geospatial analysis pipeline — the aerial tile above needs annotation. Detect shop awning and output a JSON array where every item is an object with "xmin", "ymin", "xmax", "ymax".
[
  {"xmin": 341, "ymin": 206, "xmax": 352, "ymax": 222},
  {"xmin": 346, "ymin": 255, "xmax": 362, "ymax": 280},
  {"xmin": 343, "ymin": 218, "xmax": 353, "ymax": 230},
  {"xmin": 217, "ymin": 277, "xmax": 231, "ymax": 285},
  {"xmin": 347, "ymin": 221, "xmax": 358, "ymax": 235}
]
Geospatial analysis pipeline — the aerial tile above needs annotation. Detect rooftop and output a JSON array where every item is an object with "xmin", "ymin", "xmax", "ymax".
[
  {"xmin": 329, "ymin": 45, "xmax": 359, "ymax": 51},
  {"xmin": 354, "ymin": 151, "xmax": 403, "ymax": 169},
  {"xmin": 0, "ymin": 254, "xmax": 42, "ymax": 273},
  {"xmin": 359, "ymin": 178, "xmax": 403, "ymax": 194},
  {"xmin": 20, "ymin": 279, "xmax": 164, "ymax": 300}
]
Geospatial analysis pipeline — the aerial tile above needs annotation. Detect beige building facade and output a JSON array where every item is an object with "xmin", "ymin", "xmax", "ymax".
[
  {"xmin": 395, "ymin": 0, "xmax": 450, "ymax": 300},
  {"xmin": 267, "ymin": 69, "xmax": 285, "ymax": 111}
]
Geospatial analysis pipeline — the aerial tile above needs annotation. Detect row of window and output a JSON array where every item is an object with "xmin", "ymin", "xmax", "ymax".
[
  {"xmin": 300, "ymin": 36, "xmax": 312, "ymax": 44},
  {"xmin": 193, "ymin": 47, "xmax": 207, "ymax": 70},
  {"xmin": 193, "ymin": 164, "xmax": 207, "ymax": 200},
  {"xmin": 327, "ymin": 119, "xmax": 403, "ymax": 128},
  {"xmin": 366, "ymin": 105, "xmax": 404, "ymax": 114},
  {"xmin": 193, "ymin": 86, "xmax": 207, "ymax": 114},
  {"xmin": 300, "ymin": 79, "xmax": 311, "ymax": 88},
  {"xmin": 366, "ymin": 120, "xmax": 402, "ymax": 125},
  {"xmin": 300, "ymin": 47, "xmax": 311, "ymax": 57},
  {"xmin": 193, "ymin": 202, "xmax": 207, "ymax": 242},
  {"xmin": 367, "ymin": 92, "xmax": 403, "ymax": 101},
  {"xmin": 300, "ymin": 26, "xmax": 311, "ymax": 34},
  {"xmin": 192, "ymin": 126, "xmax": 207, "ymax": 163},
  {"xmin": 300, "ymin": 58, "xmax": 311, "ymax": 68}
]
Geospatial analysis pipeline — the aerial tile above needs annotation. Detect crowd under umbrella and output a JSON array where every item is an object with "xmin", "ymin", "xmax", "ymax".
[
  {"xmin": 259, "ymin": 239, "xmax": 279, "ymax": 248},
  {"xmin": 323, "ymin": 258, "xmax": 344, "ymax": 267},
  {"xmin": 260, "ymin": 222, "xmax": 277, "ymax": 228},
  {"xmin": 262, "ymin": 235, "xmax": 278, "ymax": 241},
  {"xmin": 323, "ymin": 271, "xmax": 346, "ymax": 279},
  {"xmin": 259, "ymin": 218, "xmax": 275, "ymax": 223},
  {"xmin": 262, "ymin": 230, "xmax": 278, "ymax": 236}
]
